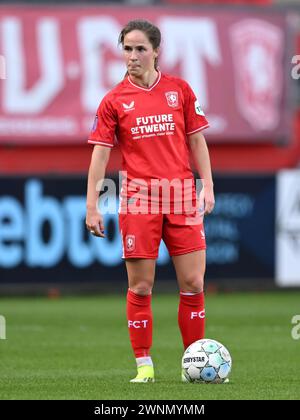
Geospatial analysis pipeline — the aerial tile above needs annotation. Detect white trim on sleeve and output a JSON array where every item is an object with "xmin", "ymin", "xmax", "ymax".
[
  {"xmin": 186, "ymin": 124, "xmax": 210, "ymax": 135},
  {"xmin": 88, "ymin": 140, "xmax": 114, "ymax": 148}
]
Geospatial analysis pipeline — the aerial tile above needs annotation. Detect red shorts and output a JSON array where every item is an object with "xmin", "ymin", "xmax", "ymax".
[{"xmin": 119, "ymin": 212, "xmax": 206, "ymax": 259}]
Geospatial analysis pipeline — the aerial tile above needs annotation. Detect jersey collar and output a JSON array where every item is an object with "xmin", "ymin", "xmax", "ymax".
[{"xmin": 127, "ymin": 71, "xmax": 161, "ymax": 92}]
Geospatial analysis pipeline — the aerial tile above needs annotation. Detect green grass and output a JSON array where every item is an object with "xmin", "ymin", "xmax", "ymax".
[{"xmin": 0, "ymin": 291, "xmax": 300, "ymax": 400}]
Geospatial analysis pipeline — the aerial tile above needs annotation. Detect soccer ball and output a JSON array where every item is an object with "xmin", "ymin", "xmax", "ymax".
[{"xmin": 181, "ymin": 339, "xmax": 232, "ymax": 383}]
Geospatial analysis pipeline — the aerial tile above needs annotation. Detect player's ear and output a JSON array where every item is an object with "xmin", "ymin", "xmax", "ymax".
[{"xmin": 153, "ymin": 47, "xmax": 160, "ymax": 59}]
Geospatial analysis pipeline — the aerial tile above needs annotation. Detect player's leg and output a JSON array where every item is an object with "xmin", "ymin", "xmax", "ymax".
[
  {"xmin": 172, "ymin": 250, "xmax": 206, "ymax": 349},
  {"xmin": 119, "ymin": 213, "xmax": 162, "ymax": 382},
  {"xmin": 125, "ymin": 258, "xmax": 156, "ymax": 382},
  {"xmin": 173, "ymin": 249, "xmax": 205, "ymax": 293},
  {"xmin": 163, "ymin": 213, "xmax": 206, "ymax": 350},
  {"xmin": 126, "ymin": 257, "xmax": 155, "ymax": 361}
]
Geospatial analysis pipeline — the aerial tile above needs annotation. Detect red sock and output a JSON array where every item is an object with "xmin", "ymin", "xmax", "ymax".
[
  {"xmin": 178, "ymin": 291, "xmax": 205, "ymax": 349},
  {"xmin": 127, "ymin": 289, "xmax": 152, "ymax": 358}
]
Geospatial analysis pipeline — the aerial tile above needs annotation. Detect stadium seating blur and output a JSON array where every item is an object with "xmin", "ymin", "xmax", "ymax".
[
  {"xmin": 164, "ymin": 0, "xmax": 272, "ymax": 4},
  {"xmin": 0, "ymin": 0, "xmax": 274, "ymax": 4},
  {"xmin": 1, "ymin": 0, "xmax": 300, "ymax": 4}
]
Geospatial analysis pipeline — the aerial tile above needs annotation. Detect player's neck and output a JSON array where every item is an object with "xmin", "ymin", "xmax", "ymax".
[{"xmin": 129, "ymin": 69, "xmax": 158, "ymax": 88}]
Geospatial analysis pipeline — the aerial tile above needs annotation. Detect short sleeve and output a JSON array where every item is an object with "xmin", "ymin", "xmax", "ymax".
[
  {"xmin": 88, "ymin": 95, "xmax": 117, "ymax": 148},
  {"xmin": 183, "ymin": 82, "xmax": 210, "ymax": 135}
]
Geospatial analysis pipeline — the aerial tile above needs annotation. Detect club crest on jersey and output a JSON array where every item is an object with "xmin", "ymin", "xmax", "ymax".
[
  {"xmin": 126, "ymin": 235, "xmax": 135, "ymax": 252},
  {"xmin": 165, "ymin": 91, "xmax": 178, "ymax": 108},
  {"xmin": 122, "ymin": 101, "xmax": 135, "ymax": 112}
]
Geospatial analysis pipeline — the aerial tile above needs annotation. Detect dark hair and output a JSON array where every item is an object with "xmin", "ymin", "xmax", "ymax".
[{"xmin": 118, "ymin": 19, "xmax": 161, "ymax": 70}]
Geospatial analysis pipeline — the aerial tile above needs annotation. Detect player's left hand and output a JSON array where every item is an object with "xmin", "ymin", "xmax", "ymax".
[{"xmin": 200, "ymin": 182, "xmax": 215, "ymax": 215}]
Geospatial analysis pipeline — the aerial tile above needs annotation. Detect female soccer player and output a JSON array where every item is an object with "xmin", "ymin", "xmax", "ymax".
[{"xmin": 86, "ymin": 20, "xmax": 215, "ymax": 383}]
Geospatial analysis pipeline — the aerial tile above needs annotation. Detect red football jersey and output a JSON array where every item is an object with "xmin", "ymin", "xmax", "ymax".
[{"xmin": 88, "ymin": 71, "xmax": 209, "ymax": 212}]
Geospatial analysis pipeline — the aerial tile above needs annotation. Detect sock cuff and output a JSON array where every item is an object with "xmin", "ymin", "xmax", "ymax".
[
  {"xmin": 179, "ymin": 290, "xmax": 204, "ymax": 306},
  {"xmin": 127, "ymin": 289, "xmax": 152, "ymax": 306}
]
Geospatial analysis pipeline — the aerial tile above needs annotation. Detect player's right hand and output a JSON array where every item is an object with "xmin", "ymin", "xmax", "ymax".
[{"xmin": 86, "ymin": 209, "xmax": 105, "ymax": 238}]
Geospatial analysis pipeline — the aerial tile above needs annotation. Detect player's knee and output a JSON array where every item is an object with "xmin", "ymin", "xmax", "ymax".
[
  {"xmin": 129, "ymin": 279, "xmax": 154, "ymax": 296},
  {"xmin": 130, "ymin": 285, "xmax": 153, "ymax": 296},
  {"xmin": 181, "ymin": 274, "xmax": 204, "ymax": 294}
]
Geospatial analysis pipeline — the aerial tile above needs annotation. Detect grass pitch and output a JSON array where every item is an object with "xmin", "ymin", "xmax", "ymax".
[{"xmin": 0, "ymin": 291, "xmax": 299, "ymax": 400}]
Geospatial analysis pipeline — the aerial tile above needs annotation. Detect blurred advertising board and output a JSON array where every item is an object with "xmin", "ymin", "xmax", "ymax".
[
  {"xmin": 205, "ymin": 175, "xmax": 275, "ymax": 280},
  {"xmin": 276, "ymin": 169, "xmax": 300, "ymax": 287},
  {"xmin": 0, "ymin": 175, "xmax": 275, "ymax": 286},
  {"xmin": 0, "ymin": 6, "xmax": 293, "ymax": 145}
]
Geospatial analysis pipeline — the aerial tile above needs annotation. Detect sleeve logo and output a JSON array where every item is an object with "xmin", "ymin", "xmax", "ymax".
[
  {"xmin": 92, "ymin": 115, "xmax": 98, "ymax": 132},
  {"xmin": 195, "ymin": 100, "xmax": 205, "ymax": 116}
]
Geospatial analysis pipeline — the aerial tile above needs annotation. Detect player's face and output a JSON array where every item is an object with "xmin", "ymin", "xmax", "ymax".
[{"xmin": 123, "ymin": 30, "xmax": 158, "ymax": 78}]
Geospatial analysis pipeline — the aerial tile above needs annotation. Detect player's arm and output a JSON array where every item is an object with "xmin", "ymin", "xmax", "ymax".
[
  {"xmin": 189, "ymin": 131, "xmax": 215, "ymax": 215},
  {"xmin": 86, "ymin": 145, "xmax": 111, "ymax": 237}
]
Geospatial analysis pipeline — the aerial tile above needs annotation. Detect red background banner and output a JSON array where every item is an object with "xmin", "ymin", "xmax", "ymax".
[{"xmin": 0, "ymin": 6, "xmax": 291, "ymax": 145}]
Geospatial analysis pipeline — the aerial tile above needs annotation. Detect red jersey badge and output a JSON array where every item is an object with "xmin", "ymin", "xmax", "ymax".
[{"xmin": 165, "ymin": 91, "xmax": 178, "ymax": 108}]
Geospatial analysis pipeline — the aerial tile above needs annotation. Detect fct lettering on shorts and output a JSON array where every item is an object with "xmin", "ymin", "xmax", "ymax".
[
  {"xmin": 128, "ymin": 320, "xmax": 149, "ymax": 328},
  {"xmin": 191, "ymin": 310, "xmax": 205, "ymax": 319}
]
